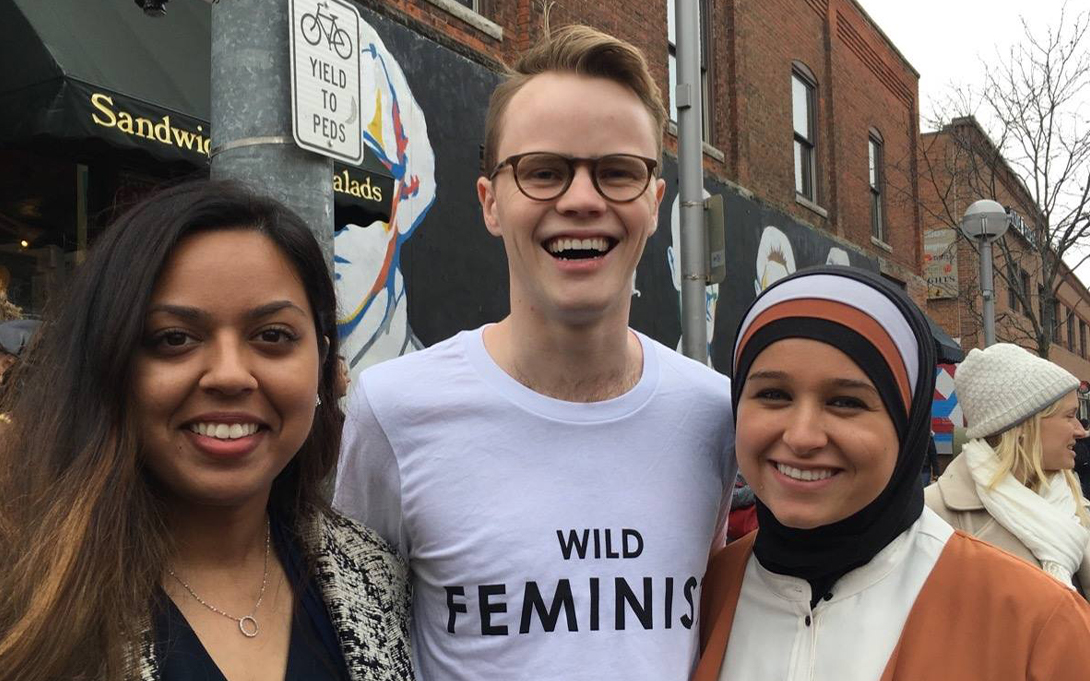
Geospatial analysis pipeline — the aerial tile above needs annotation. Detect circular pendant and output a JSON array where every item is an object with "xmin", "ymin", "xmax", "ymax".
[{"xmin": 238, "ymin": 616, "xmax": 259, "ymax": 638}]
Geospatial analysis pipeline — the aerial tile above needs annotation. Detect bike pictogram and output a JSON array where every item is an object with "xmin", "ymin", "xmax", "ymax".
[{"xmin": 300, "ymin": 1, "xmax": 353, "ymax": 59}]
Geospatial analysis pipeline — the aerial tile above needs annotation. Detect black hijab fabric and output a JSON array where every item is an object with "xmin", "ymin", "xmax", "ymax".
[{"xmin": 730, "ymin": 267, "xmax": 936, "ymax": 604}]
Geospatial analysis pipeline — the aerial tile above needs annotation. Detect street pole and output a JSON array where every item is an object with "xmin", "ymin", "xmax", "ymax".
[
  {"xmin": 674, "ymin": 0, "xmax": 707, "ymax": 364},
  {"xmin": 980, "ymin": 236, "xmax": 996, "ymax": 346},
  {"xmin": 210, "ymin": 0, "xmax": 334, "ymax": 268}
]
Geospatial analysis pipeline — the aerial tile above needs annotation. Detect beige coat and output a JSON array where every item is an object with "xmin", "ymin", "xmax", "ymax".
[{"xmin": 924, "ymin": 453, "xmax": 1090, "ymax": 599}]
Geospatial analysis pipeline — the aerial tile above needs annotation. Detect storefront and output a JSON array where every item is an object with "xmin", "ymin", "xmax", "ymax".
[{"xmin": 0, "ymin": 0, "xmax": 392, "ymax": 316}]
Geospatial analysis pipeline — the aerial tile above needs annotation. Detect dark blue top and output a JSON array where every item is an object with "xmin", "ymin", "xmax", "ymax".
[{"xmin": 153, "ymin": 517, "xmax": 350, "ymax": 681}]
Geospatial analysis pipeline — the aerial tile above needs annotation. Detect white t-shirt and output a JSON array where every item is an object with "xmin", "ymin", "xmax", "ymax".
[
  {"xmin": 719, "ymin": 508, "xmax": 955, "ymax": 681},
  {"xmin": 334, "ymin": 327, "xmax": 736, "ymax": 681}
]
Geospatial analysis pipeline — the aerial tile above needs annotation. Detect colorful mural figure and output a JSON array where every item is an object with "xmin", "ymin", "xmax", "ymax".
[
  {"xmin": 932, "ymin": 363, "xmax": 964, "ymax": 456},
  {"xmin": 668, "ymin": 190, "xmax": 718, "ymax": 363},
  {"xmin": 334, "ymin": 21, "xmax": 436, "ymax": 375},
  {"xmin": 753, "ymin": 226, "xmax": 797, "ymax": 294}
]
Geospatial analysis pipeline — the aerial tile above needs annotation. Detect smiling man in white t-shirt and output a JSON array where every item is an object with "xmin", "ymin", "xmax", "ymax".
[{"xmin": 335, "ymin": 24, "xmax": 736, "ymax": 681}]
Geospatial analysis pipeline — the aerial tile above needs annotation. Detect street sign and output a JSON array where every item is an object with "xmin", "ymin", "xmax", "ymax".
[{"xmin": 289, "ymin": 0, "xmax": 363, "ymax": 164}]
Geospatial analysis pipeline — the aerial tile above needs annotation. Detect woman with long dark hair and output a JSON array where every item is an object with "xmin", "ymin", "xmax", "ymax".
[
  {"xmin": 695, "ymin": 267, "xmax": 1090, "ymax": 681},
  {"xmin": 0, "ymin": 181, "xmax": 412, "ymax": 681}
]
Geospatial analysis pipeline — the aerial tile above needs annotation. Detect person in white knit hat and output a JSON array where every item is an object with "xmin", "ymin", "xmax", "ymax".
[{"xmin": 925, "ymin": 342, "xmax": 1090, "ymax": 599}]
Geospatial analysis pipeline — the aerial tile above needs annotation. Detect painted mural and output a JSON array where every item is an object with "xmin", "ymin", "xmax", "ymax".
[
  {"xmin": 333, "ymin": 19, "xmax": 436, "ymax": 373},
  {"xmin": 933, "ymin": 363, "xmax": 964, "ymax": 456}
]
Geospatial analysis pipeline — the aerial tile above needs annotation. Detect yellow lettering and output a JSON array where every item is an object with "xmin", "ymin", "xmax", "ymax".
[
  {"xmin": 153, "ymin": 116, "xmax": 172, "ymax": 143},
  {"xmin": 202, "ymin": 138, "xmax": 211, "ymax": 156},
  {"xmin": 117, "ymin": 112, "xmax": 134, "ymax": 134},
  {"xmin": 134, "ymin": 117, "xmax": 154, "ymax": 139},
  {"xmin": 171, "ymin": 127, "xmax": 196, "ymax": 150},
  {"xmin": 90, "ymin": 93, "xmax": 117, "ymax": 127},
  {"xmin": 359, "ymin": 176, "xmax": 374, "ymax": 201},
  {"xmin": 372, "ymin": 186, "xmax": 382, "ymax": 202},
  {"xmin": 333, "ymin": 171, "xmax": 345, "ymax": 193},
  {"xmin": 350, "ymin": 179, "xmax": 363, "ymax": 198}
]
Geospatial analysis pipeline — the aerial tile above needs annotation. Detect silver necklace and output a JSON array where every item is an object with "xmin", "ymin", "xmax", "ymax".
[{"xmin": 168, "ymin": 518, "xmax": 271, "ymax": 638}]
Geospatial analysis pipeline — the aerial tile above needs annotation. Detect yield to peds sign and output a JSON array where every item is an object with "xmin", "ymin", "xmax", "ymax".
[{"xmin": 289, "ymin": 0, "xmax": 363, "ymax": 164}]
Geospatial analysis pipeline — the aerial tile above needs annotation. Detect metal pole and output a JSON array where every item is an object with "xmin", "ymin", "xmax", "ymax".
[
  {"xmin": 675, "ymin": 0, "xmax": 708, "ymax": 363},
  {"xmin": 980, "ymin": 237, "xmax": 996, "ymax": 346},
  {"xmin": 210, "ymin": 0, "xmax": 334, "ymax": 268}
]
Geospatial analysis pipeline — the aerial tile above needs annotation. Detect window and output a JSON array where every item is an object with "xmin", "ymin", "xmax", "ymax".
[
  {"xmin": 1019, "ymin": 269, "xmax": 1031, "ymax": 316},
  {"xmin": 1054, "ymin": 300, "xmax": 1062, "ymax": 343},
  {"xmin": 667, "ymin": 0, "xmax": 712, "ymax": 141},
  {"xmin": 792, "ymin": 67, "xmax": 817, "ymax": 201},
  {"xmin": 869, "ymin": 133, "xmax": 884, "ymax": 242},
  {"xmin": 1068, "ymin": 307, "xmax": 1076, "ymax": 351},
  {"xmin": 1081, "ymin": 320, "xmax": 1087, "ymax": 359},
  {"xmin": 451, "ymin": 0, "xmax": 479, "ymax": 9},
  {"xmin": 1007, "ymin": 275, "xmax": 1019, "ymax": 312},
  {"xmin": 1038, "ymin": 284, "xmax": 1046, "ymax": 328}
]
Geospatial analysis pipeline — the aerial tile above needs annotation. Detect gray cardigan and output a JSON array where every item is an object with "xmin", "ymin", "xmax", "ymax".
[{"xmin": 134, "ymin": 511, "xmax": 414, "ymax": 680}]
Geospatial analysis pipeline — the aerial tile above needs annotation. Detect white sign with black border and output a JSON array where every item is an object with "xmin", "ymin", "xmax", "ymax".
[{"xmin": 289, "ymin": 0, "xmax": 363, "ymax": 164}]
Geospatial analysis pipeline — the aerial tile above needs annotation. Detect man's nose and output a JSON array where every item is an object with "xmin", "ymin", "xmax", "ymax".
[{"xmin": 554, "ymin": 165, "xmax": 607, "ymax": 214}]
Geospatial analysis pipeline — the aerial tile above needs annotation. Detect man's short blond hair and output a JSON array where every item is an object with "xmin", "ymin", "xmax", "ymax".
[{"xmin": 482, "ymin": 24, "xmax": 667, "ymax": 174}]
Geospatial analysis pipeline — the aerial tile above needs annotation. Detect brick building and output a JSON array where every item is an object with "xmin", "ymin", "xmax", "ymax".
[{"xmin": 920, "ymin": 116, "xmax": 1090, "ymax": 414}]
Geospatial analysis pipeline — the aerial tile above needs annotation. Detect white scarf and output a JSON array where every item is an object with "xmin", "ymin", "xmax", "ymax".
[{"xmin": 963, "ymin": 438, "xmax": 1089, "ymax": 588}]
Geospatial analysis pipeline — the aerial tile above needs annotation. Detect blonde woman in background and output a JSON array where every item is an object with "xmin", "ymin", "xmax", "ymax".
[{"xmin": 926, "ymin": 343, "xmax": 1090, "ymax": 597}]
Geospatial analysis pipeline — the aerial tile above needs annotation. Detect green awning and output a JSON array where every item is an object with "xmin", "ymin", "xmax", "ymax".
[{"xmin": 0, "ymin": 0, "xmax": 392, "ymax": 223}]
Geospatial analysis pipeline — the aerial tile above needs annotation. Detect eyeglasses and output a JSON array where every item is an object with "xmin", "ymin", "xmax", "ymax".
[{"xmin": 489, "ymin": 152, "xmax": 658, "ymax": 203}]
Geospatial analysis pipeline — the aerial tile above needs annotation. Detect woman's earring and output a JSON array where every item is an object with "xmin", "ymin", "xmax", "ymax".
[{"xmin": 316, "ymin": 394, "xmax": 322, "ymax": 407}]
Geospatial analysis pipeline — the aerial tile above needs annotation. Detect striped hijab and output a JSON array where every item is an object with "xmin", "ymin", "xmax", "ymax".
[{"xmin": 731, "ymin": 266, "xmax": 936, "ymax": 601}]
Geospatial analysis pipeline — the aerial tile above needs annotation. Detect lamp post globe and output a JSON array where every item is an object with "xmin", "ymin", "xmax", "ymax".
[
  {"xmin": 960, "ymin": 199, "xmax": 1011, "ymax": 242},
  {"xmin": 960, "ymin": 199, "xmax": 1011, "ymax": 348}
]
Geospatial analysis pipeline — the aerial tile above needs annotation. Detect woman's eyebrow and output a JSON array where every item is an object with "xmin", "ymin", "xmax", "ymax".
[
  {"xmin": 246, "ymin": 300, "xmax": 307, "ymax": 320},
  {"xmin": 145, "ymin": 300, "xmax": 305, "ymax": 321},
  {"xmin": 747, "ymin": 370, "xmax": 789, "ymax": 381},
  {"xmin": 828, "ymin": 378, "xmax": 879, "ymax": 394}
]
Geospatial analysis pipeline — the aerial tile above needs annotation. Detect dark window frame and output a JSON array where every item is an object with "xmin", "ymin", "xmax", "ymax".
[
  {"xmin": 1068, "ymin": 306, "xmax": 1076, "ymax": 351},
  {"xmin": 1054, "ymin": 300, "xmax": 1063, "ymax": 344},
  {"xmin": 667, "ymin": 0, "xmax": 714, "ymax": 143},
  {"xmin": 1019, "ymin": 269, "xmax": 1031, "ymax": 317},
  {"xmin": 868, "ymin": 131, "xmax": 884, "ymax": 243},
  {"xmin": 792, "ymin": 64, "xmax": 818, "ymax": 202}
]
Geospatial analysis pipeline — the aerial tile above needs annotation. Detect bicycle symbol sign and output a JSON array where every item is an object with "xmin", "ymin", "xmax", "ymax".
[
  {"xmin": 289, "ymin": 0, "xmax": 363, "ymax": 164},
  {"xmin": 300, "ymin": 1, "xmax": 353, "ymax": 59}
]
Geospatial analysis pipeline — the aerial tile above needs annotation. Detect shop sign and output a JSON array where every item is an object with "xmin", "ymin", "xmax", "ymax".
[
  {"xmin": 924, "ymin": 228, "xmax": 959, "ymax": 300},
  {"xmin": 289, "ymin": 0, "xmax": 363, "ymax": 164}
]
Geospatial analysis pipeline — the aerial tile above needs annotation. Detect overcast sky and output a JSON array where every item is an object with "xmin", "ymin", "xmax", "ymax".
[
  {"xmin": 857, "ymin": 0, "xmax": 1089, "ymax": 280},
  {"xmin": 857, "ymin": 0, "xmax": 1080, "ymax": 126}
]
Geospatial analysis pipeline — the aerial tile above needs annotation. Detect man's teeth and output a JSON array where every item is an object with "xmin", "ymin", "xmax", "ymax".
[
  {"xmin": 189, "ymin": 423, "xmax": 260, "ymax": 440},
  {"xmin": 546, "ymin": 237, "xmax": 611, "ymax": 254},
  {"xmin": 775, "ymin": 463, "xmax": 835, "ymax": 482}
]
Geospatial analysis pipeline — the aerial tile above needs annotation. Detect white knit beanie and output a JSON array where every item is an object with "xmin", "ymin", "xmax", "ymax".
[{"xmin": 956, "ymin": 343, "xmax": 1080, "ymax": 439}]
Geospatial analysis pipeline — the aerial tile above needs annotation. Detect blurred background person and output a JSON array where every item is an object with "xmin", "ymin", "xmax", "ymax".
[
  {"xmin": 926, "ymin": 343, "xmax": 1090, "ymax": 598},
  {"xmin": 0, "ymin": 181, "xmax": 412, "ymax": 681}
]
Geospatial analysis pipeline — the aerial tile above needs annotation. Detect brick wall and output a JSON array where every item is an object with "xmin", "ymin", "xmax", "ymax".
[{"xmin": 358, "ymin": 0, "xmax": 928, "ymax": 295}]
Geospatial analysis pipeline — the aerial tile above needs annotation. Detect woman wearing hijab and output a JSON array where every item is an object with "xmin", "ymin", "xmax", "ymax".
[
  {"xmin": 694, "ymin": 267, "xmax": 1090, "ymax": 681},
  {"xmin": 0, "ymin": 181, "xmax": 412, "ymax": 681},
  {"xmin": 925, "ymin": 343, "xmax": 1090, "ymax": 597}
]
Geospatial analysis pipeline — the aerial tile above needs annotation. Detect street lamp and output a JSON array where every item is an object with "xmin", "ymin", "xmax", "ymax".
[{"xmin": 959, "ymin": 199, "xmax": 1011, "ymax": 347}]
